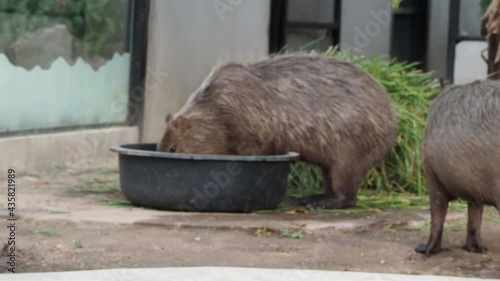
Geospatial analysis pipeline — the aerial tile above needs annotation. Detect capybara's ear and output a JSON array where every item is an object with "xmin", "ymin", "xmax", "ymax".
[
  {"xmin": 174, "ymin": 116, "xmax": 187, "ymax": 129},
  {"xmin": 165, "ymin": 113, "xmax": 172, "ymax": 123}
]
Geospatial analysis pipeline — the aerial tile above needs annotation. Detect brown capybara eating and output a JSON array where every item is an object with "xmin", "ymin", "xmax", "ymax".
[
  {"xmin": 416, "ymin": 80, "xmax": 500, "ymax": 256},
  {"xmin": 159, "ymin": 53, "xmax": 398, "ymax": 209}
]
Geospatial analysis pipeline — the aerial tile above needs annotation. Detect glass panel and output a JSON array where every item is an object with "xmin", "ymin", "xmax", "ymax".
[{"xmin": 0, "ymin": 0, "xmax": 131, "ymax": 134}]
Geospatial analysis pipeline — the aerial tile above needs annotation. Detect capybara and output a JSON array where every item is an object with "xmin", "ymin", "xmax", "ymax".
[
  {"xmin": 159, "ymin": 53, "xmax": 398, "ymax": 209},
  {"xmin": 416, "ymin": 80, "xmax": 500, "ymax": 256}
]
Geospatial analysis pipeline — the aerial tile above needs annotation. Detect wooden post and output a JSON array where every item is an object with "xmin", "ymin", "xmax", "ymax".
[{"xmin": 487, "ymin": 33, "xmax": 500, "ymax": 80}]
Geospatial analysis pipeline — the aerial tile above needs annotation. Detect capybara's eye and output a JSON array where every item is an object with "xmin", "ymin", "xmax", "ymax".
[{"xmin": 170, "ymin": 144, "xmax": 177, "ymax": 153}]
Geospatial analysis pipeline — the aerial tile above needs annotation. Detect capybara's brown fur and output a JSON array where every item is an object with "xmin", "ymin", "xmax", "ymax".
[
  {"xmin": 159, "ymin": 54, "xmax": 398, "ymax": 209},
  {"xmin": 416, "ymin": 80, "xmax": 500, "ymax": 256}
]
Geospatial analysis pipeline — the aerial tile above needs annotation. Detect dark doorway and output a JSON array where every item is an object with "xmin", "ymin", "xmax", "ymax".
[{"xmin": 390, "ymin": 0, "xmax": 429, "ymax": 70}]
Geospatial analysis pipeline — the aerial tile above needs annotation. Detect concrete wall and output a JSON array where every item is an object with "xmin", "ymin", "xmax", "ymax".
[
  {"xmin": 141, "ymin": 0, "xmax": 270, "ymax": 142},
  {"xmin": 454, "ymin": 0, "xmax": 487, "ymax": 84},
  {"xmin": 340, "ymin": 0, "xmax": 393, "ymax": 56},
  {"xmin": 459, "ymin": 0, "xmax": 482, "ymax": 37},
  {"xmin": 427, "ymin": 0, "xmax": 450, "ymax": 80},
  {"xmin": 0, "ymin": 127, "xmax": 138, "ymax": 176},
  {"xmin": 427, "ymin": 0, "xmax": 484, "ymax": 82},
  {"xmin": 285, "ymin": 0, "xmax": 394, "ymax": 55}
]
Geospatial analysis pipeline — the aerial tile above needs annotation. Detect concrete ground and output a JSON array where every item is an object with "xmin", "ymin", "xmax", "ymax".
[{"xmin": 1, "ymin": 158, "xmax": 499, "ymax": 279}]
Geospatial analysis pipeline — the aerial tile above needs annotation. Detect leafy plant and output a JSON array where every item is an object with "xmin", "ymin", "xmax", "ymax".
[
  {"xmin": 281, "ymin": 229, "xmax": 305, "ymax": 239},
  {"xmin": 481, "ymin": 0, "xmax": 492, "ymax": 13},
  {"xmin": 74, "ymin": 236, "xmax": 84, "ymax": 248},
  {"xmin": 392, "ymin": 0, "xmax": 403, "ymax": 9},
  {"xmin": 254, "ymin": 227, "xmax": 273, "ymax": 238},
  {"xmin": 0, "ymin": 0, "xmax": 127, "ymax": 56}
]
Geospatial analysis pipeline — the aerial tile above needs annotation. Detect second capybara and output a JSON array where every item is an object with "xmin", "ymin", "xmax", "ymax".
[
  {"xmin": 416, "ymin": 80, "xmax": 500, "ymax": 256},
  {"xmin": 159, "ymin": 53, "xmax": 398, "ymax": 209}
]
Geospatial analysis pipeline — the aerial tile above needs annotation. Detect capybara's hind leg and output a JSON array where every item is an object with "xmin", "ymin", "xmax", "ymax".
[
  {"xmin": 322, "ymin": 167, "xmax": 333, "ymax": 194},
  {"xmin": 463, "ymin": 203, "xmax": 487, "ymax": 253},
  {"xmin": 292, "ymin": 167, "xmax": 335, "ymax": 208},
  {"xmin": 416, "ymin": 177, "xmax": 449, "ymax": 255},
  {"xmin": 495, "ymin": 184, "xmax": 500, "ymax": 215},
  {"xmin": 297, "ymin": 167, "xmax": 360, "ymax": 209}
]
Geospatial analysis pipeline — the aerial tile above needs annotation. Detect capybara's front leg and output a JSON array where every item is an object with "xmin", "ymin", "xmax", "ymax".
[
  {"xmin": 463, "ymin": 202, "xmax": 487, "ymax": 253},
  {"xmin": 416, "ymin": 178, "xmax": 449, "ymax": 256}
]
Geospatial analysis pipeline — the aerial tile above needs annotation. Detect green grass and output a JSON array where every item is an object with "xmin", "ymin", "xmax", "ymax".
[
  {"xmin": 286, "ymin": 47, "xmax": 441, "ymax": 199},
  {"xmin": 387, "ymin": 223, "xmax": 466, "ymax": 232},
  {"xmin": 70, "ymin": 177, "xmax": 120, "ymax": 195},
  {"xmin": 33, "ymin": 229, "xmax": 56, "ymax": 237},
  {"xmin": 74, "ymin": 236, "xmax": 84, "ymax": 249},
  {"xmin": 281, "ymin": 229, "xmax": 305, "ymax": 239},
  {"xmin": 27, "ymin": 173, "xmax": 42, "ymax": 178},
  {"xmin": 92, "ymin": 195, "xmax": 134, "ymax": 208},
  {"xmin": 47, "ymin": 210, "xmax": 71, "ymax": 215},
  {"xmin": 485, "ymin": 216, "xmax": 500, "ymax": 224},
  {"xmin": 88, "ymin": 167, "xmax": 119, "ymax": 175}
]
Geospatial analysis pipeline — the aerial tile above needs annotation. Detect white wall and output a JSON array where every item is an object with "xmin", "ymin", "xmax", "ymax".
[
  {"xmin": 141, "ymin": 0, "xmax": 270, "ymax": 142},
  {"xmin": 454, "ymin": 41, "xmax": 488, "ymax": 84},
  {"xmin": 340, "ymin": 0, "xmax": 393, "ymax": 57}
]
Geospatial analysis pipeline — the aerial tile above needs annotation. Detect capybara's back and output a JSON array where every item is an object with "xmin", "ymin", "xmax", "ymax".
[
  {"xmin": 160, "ymin": 53, "xmax": 398, "ymax": 209},
  {"xmin": 417, "ymin": 80, "xmax": 500, "ymax": 256}
]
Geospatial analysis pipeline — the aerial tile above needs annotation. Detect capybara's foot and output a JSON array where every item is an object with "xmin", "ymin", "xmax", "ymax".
[
  {"xmin": 415, "ymin": 243, "xmax": 442, "ymax": 256},
  {"xmin": 306, "ymin": 198, "xmax": 356, "ymax": 209},
  {"xmin": 293, "ymin": 194, "xmax": 355, "ymax": 209},
  {"xmin": 463, "ymin": 243, "xmax": 487, "ymax": 253},
  {"xmin": 291, "ymin": 194, "xmax": 324, "ymax": 207}
]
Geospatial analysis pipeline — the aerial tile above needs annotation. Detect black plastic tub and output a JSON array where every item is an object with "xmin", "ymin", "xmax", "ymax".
[{"xmin": 110, "ymin": 143, "xmax": 299, "ymax": 212}]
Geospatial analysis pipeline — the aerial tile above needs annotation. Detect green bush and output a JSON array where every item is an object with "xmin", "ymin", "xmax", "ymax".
[{"xmin": 287, "ymin": 48, "xmax": 441, "ymax": 198}]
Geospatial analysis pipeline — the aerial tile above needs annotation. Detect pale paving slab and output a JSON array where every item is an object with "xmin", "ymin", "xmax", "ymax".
[
  {"xmin": 15, "ymin": 190, "xmax": 381, "ymax": 233},
  {"xmin": 1, "ymin": 267, "xmax": 497, "ymax": 281}
]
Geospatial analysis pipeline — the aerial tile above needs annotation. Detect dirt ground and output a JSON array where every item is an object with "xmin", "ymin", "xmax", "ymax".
[{"xmin": 1, "ymin": 159, "xmax": 499, "ymax": 278}]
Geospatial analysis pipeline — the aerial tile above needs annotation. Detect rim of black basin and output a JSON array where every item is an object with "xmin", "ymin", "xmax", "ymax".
[{"xmin": 110, "ymin": 143, "xmax": 300, "ymax": 162}]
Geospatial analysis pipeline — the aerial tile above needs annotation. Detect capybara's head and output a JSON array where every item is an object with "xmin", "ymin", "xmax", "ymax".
[{"xmin": 158, "ymin": 113, "xmax": 231, "ymax": 155}]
